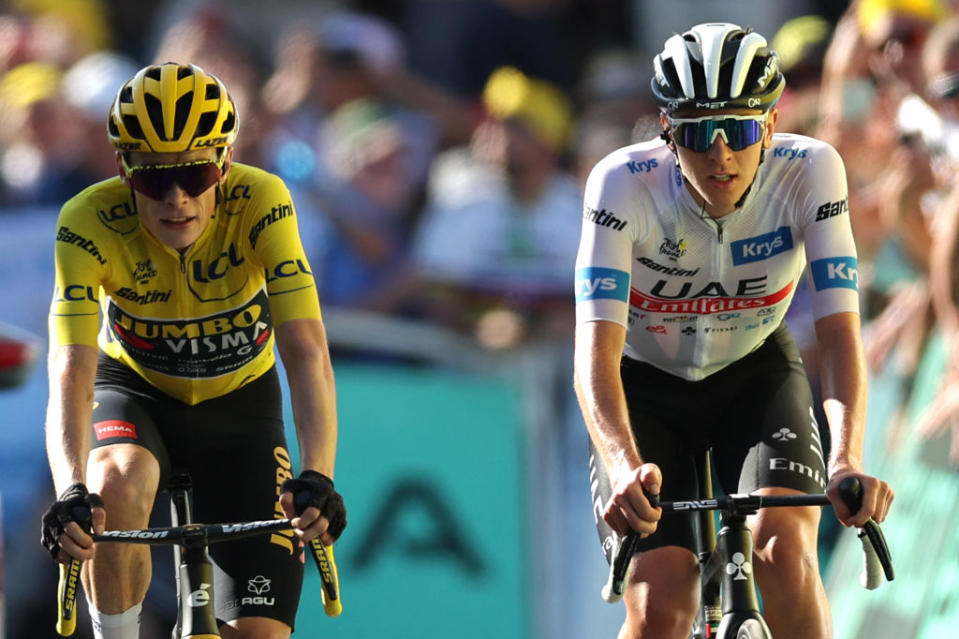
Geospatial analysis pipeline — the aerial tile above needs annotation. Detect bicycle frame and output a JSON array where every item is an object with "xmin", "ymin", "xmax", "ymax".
[{"xmin": 55, "ymin": 472, "xmax": 341, "ymax": 638}]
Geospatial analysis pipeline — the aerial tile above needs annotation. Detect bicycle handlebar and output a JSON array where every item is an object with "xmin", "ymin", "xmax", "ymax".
[
  {"xmin": 55, "ymin": 518, "xmax": 342, "ymax": 636},
  {"xmin": 601, "ymin": 477, "xmax": 894, "ymax": 603}
]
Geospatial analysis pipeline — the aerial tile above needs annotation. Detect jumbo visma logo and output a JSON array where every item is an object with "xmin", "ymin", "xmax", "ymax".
[
  {"xmin": 810, "ymin": 257, "xmax": 858, "ymax": 291},
  {"xmin": 106, "ymin": 289, "xmax": 273, "ymax": 378}
]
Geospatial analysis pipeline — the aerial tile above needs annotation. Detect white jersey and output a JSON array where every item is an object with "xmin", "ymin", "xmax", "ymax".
[{"xmin": 575, "ymin": 133, "xmax": 860, "ymax": 381}]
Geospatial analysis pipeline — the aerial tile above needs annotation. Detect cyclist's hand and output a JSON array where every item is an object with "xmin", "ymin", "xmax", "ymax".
[
  {"xmin": 604, "ymin": 463, "xmax": 662, "ymax": 537},
  {"xmin": 280, "ymin": 470, "xmax": 346, "ymax": 545},
  {"xmin": 40, "ymin": 483, "xmax": 106, "ymax": 563},
  {"xmin": 827, "ymin": 469, "xmax": 894, "ymax": 528}
]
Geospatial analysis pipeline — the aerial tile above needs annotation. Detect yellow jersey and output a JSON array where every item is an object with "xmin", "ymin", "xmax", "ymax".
[{"xmin": 49, "ymin": 163, "xmax": 322, "ymax": 405}]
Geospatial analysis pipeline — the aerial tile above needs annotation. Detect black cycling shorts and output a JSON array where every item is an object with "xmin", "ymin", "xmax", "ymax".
[
  {"xmin": 589, "ymin": 323, "xmax": 828, "ymax": 562},
  {"xmin": 91, "ymin": 354, "xmax": 304, "ymax": 628}
]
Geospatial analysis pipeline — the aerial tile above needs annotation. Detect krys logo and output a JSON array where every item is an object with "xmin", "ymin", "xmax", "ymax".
[
  {"xmin": 626, "ymin": 158, "xmax": 658, "ymax": 174},
  {"xmin": 575, "ymin": 267, "xmax": 629, "ymax": 303},
  {"xmin": 731, "ymin": 226, "xmax": 793, "ymax": 265},
  {"xmin": 810, "ymin": 257, "xmax": 858, "ymax": 291}
]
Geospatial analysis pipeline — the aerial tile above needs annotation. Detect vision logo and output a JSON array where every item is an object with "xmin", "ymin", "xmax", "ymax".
[
  {"xmin": 810, "ymin": 257, "xmax": 858, "ymax": 291},
  {"xmin": 731, "ymin": 226, "xmax": 793, "ymax": 264},
  {"xmin": 575, "ymin": 267, "xmax": 629, "ymax": 302}
]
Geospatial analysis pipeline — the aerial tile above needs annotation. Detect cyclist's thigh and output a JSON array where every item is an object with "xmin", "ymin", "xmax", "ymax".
[
  {"xmin": 87, "ymin": 386, "xmax": 169, "ymax": 521},
  {"xmin": 712, "ymin": 328, "xmax": 827, "ymax": 496},
  {"xmin": 184, "ymin": 369, "xmax": 304, "ymax": 628}
]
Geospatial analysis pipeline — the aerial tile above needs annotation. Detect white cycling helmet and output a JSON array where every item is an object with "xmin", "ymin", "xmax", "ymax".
[{"xmin": 651, "ymin": 22, "xmax": 785, "ymax": 113}]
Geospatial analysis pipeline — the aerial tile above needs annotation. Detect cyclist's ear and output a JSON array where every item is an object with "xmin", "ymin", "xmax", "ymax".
[{"xmin": 219, "ymin": 147, "xmax": 234, "ymax": 182}]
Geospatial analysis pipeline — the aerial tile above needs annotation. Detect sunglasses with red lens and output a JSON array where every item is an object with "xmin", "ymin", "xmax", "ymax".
[{"xmin": 122, "ymin": 157, "xmax": 223, "ymax": 200}]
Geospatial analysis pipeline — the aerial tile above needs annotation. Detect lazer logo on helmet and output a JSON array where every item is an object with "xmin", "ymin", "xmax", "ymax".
[
  {"xmin": 114, "ymin": 142, "xmax": 142, "ymax": 151},
  {"xmin": 575, "ymin": 267, "xmax": 629, "ymax": 302},
  {"xmin": 194, "ymin": 136, "xmax": 229, "ymax": 148},
  {"xmin": 810, "ymin": 257, "xmax": 858, "ymax": 291},
  {"xmin": 731, "ymin": 227, "xmax": 793, "ymax": 264}
]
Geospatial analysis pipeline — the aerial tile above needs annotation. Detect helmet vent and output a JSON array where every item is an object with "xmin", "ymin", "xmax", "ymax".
[
  {"xmin": 144, "ymin": 66, "xmax": 162, "ymax": 81},
  {"xmin": 196, "ymin": 112, "xmax": 216, "ymax": 137},
  {"xmin": 173, "ymin": 94, "xmax": 192, "ymax": 139},
  {"xmin": 221, "ymin": 110, "xmax": 236, "ymax": 133},
  {"xmin": 144, "ymin": 94, "xmax": 165, "ymax": 139},
  {"xmin": 205, "ymin": 83, "xmax": 220, "ymax": 100},
  {"xmin": 122, "ymin": 114, "xmax": 144, "ymax": 140},
  {"xmin": 177, "ymin": 66, "xmax": 192, "ymax": 80}
]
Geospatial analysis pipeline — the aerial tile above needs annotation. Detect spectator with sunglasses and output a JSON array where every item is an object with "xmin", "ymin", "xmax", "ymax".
[
  {"xmin": 41, "ymin": 62, "xmax": 346, "ymax": 639},
  {"xmin": 574, "ymin": 23, "xmax": 894, "ymax": 639}
]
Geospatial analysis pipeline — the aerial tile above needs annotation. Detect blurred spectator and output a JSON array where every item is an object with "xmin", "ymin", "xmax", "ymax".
[
  {"xmin": 60, "ymin": 50, "xmax": 140, "ymax": 183},
  {"xmin": 0, "ymin": 61, "xmax": 92, "ymax": 206},
  {"xmin": 410, "ymin": 66, "xmax": 581, "ymax": 349},
  {"xmin": 263, "ymin": 11, "xmax": 441, "ymax": 312},
  {"xmin": 772, "ymin": 14, "xmax": 834, "ymax": 134}
]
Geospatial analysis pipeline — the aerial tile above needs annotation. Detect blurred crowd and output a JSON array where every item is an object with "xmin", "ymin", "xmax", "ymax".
[{"xmin": 2, "ymin": 0, "xmax": 959, "ymax": 450}]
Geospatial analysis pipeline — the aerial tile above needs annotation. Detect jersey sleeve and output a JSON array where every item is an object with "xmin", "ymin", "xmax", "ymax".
[
  {"xmin": 246, "ymin": 173, "xmax": 323, "ymax": 324},
  {"xmin": 48, "ymin": 199, "xmax": 108, "ymax": 349},
  {"xmin": 797, "ymin": 142, "xmax": 861, "ymax": 319},
  {"xmin": 575, "ymin": 153, "xmax": 641, "ymax": 328}
]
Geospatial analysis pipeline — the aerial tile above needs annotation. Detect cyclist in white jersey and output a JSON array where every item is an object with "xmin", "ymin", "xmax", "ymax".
[{"xmin": 574, "ymin": 23, "xmax": 894, "ymax": 639}]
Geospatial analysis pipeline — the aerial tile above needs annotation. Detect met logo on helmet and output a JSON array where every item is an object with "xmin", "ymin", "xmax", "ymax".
[{"xmin": 695, "ymin": 101, "xmax": 728, "ymax": 109}]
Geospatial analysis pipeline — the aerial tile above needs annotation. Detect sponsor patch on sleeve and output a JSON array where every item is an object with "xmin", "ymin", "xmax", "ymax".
[
  {"xmin": 575, "ymin": 267, "xmax": 630, "ymax": 302},
  {"xmin": 94, "ymin": 420, "xmax": 138, "ymax": 441},
  {"xmin": 810, "ymin": 257, "xmax": 858, "ymax": 291}
]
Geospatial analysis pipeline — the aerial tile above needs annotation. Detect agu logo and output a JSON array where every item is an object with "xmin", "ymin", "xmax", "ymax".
[
  {"xmin": 810, "ymin": 257, "xmax": 858, "ymax": 291},
  {"xmin": 93, "ymin": 420, "xmax": 138, "ymax": 441}
]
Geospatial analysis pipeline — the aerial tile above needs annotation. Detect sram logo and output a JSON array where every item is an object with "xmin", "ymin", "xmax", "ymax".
[{"xmin": 575, "ymin": 267, "xmax": 629, "ymax": 302}]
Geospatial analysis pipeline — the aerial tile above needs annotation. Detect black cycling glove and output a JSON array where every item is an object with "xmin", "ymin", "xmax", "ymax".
[
  {"xmin": 40, "ymin": 483, "xmax": 104, "ymax": 561},
  {"xmin": 280, "ymin": 470, "xmax": 347, "ymax": 542}
]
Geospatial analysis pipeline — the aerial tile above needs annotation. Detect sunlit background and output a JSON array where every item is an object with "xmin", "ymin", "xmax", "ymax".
[{"xmin": 1, "ymin": 0, "xmax": 957, "ymax": 637}]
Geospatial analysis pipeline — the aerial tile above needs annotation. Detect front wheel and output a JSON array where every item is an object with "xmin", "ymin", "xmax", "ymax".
[{"xmin": 736, "ymin": 618, "xmax": 772, "ymax": 639}]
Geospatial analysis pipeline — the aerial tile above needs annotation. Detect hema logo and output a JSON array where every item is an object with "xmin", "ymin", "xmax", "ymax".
[
  {"xmin": 575, "ymin": 267, "xmax": 629, "ymax": 302},
  {"xmin": 731, "ymin": 226, "xmax": 793, "ymax": 265},
  {"xmin": 810, "ymin": 256, "xmax": 858, "ymax": 291}
]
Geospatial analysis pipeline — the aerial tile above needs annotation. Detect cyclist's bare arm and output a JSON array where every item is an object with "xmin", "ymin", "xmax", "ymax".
[
  {"xmin": 275, "ymin": 317, "xmax": 339, "ymax": 543},
  {"xmin": 45, "ymin": 344, "xmax": 105, "ymax": 559},
  {"xmin": 814, "ymin": 312, "xmax": 894, "ymax": 526},
  {"xmin": 574, "ymin": 320, "xmax": 661, "ymax": 536}
]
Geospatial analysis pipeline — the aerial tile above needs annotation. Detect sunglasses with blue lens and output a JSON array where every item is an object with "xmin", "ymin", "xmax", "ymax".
[{"xmin": 667, "ymin": 114, "xmax": 768, "ymax": 153}]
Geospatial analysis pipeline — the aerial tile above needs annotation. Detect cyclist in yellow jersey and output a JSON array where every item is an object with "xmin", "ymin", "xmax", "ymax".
[{"xmin": 41, "ymin": 62, "xmax": 346, "ymax": 639}]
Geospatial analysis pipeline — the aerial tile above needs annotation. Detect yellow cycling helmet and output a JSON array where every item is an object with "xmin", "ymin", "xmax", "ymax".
[{"xmin": 107, "ymin": 62, "xmax": 239, "ymax": 153}]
